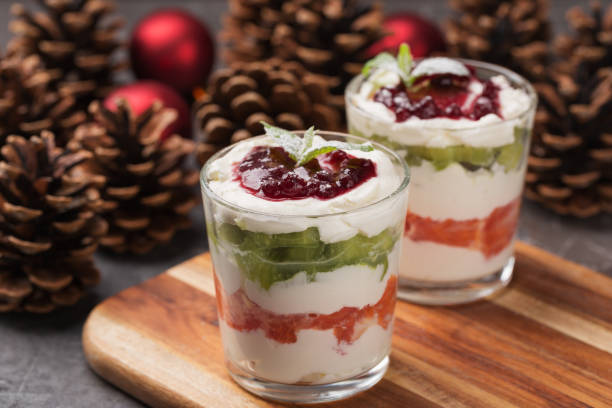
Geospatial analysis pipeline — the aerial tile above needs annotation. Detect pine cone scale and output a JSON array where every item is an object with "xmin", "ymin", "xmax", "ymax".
[
  {"xmin": 114, "ymin": 215, "xmax": 150, "ymax": 231},
  {"xmin": 51, "ymin": 284, "xmax": 84, "ymax": 306},
  {"xmin": 8, "ymin": 235, "xmax": 52, "ymax": 255},
  {"xmin": 52, "ymin": 216, "xmax": 89, "ymax": 234},
  {"xmin": 69, "ymin": 243, "xmax": 99, "ymax": 258},
  {"xmin": 561, "ymin": 172, "xmax": 600, "ymax": 189},
  {"xmin": 173, "ymin": 196, "xmax": 199, "ymax": 215},
  {"xmin": 141, "ymin": 191, "xmax": 173, "ymax": 207},
  {"xmin": 26, "ymin": 268, "xmax": 73, "ymax": 292},
  {"xmin": 2, "ymin": 202, "xmax": 42, "ymax": 222},
  {"xmin": 0, "ymin": 273, "xmax": 32, "ymax": 302},
  {"xmin": 106, "ymin": 185, "xmax": 140, "ymax": 200}
]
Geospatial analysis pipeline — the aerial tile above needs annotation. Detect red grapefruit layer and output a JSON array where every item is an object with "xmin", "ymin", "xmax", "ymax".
[
  {"xmin": 215, "ymin": 274, "xmax": 397, "ymax": 345},
  {"xmin": 405, "ymin": 197, "xmax": 521, "ymax": 258}
]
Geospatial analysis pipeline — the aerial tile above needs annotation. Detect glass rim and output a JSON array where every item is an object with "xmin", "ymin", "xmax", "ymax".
[
  {"xmin": 200, "ymin": 131, "xmax": 410, "ymax": 219},
  {"xmin": 345, "ymin": 58, "xmax": 538, "ymax": 132}
]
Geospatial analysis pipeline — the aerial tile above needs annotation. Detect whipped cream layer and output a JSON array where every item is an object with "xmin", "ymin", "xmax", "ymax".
[
  {"xmin": 220, "ymin": 321, "xmax": 391, "ymax": 384},
  {"xmin": 206, "ymin": 136, "xmax": 407, "ymax": 243},
  {"xmin": 213, "ymin": 241, "xmax": 400, "ymax": 315},
  {"xmin": 409, "ymin": 161, "xmax": 527, "ymax": 220},
  {"xmin": 347, "ymin": 70, "xmax": 532, "ymax": 148},
  {"xmin": 401, "ymin": 239, "xmax": 515, "ymax": 282}
]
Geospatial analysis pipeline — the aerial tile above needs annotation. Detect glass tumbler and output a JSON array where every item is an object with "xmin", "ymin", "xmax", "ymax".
[
  {"xmin": 200, "ymin": 132, "xmax": 410, "ymax": 403},
  {"xmin": 346, "ymin": 60, "xmax": 537, "ymax": 305}
]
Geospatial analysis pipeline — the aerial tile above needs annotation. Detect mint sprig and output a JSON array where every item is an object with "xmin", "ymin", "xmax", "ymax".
[
  {"xmin": 261, "ymin": 122, "xmax": 373, "ymax": 166},
  {"xmin": 362, "ymin": 43, "xmax": 470, "ymax": 87},
  {"xmin": 396, "ymin": 43, "xmax": 414, "ymax": 83},
  {"xmin": 362, "ymin": 43, "xmax": 414, "ymax": 86}
]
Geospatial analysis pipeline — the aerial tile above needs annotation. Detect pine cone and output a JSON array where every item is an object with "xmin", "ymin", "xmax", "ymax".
[
  {"xmin": 194, "ymin": 58, "xmax": 341, "ymax": 165},
  {"xmin": 8, "ymin": 0, "xmax": 124, "ymax": 110},
  {"xmin": 221, "ymin": 0, "xmax": 383, "ymax": 112},
  {"xmin": 446, "ymin": 0, "xmax": 550, "ymax": 80},
  {"xmin": 0, "ymin": 53, "xmax": 86, "ymax": 145},
  {"xmin": 526, "ymin": 2, "xmax": 612, "ymax": 217},
  {"xmin": 72, "ymin": 100, "xmax": 199, "ymax": 254},
  {"xmin": 0, "ymin": 131, "xmax": 107, "ymax": 313}
]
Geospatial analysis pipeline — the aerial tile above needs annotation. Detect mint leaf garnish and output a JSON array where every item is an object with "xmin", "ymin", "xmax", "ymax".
[
  {"xmin": 261, "ymin": 122, "xmax": 304, "ymax": 161},
  {"xmin": 362, "ymin": 42, "xmax": 413, "ymax": 86},
  {"xmin": 397, "ymin": 43, "xmax": 413, "ymax": 80},
  {"xmin": 261, "ymin": 122, "xmax": 374, "ymax": 166},
  {"xmin": 298, "ymin": 146, "xmax": 340, "ymax": 166},
  {"xmin": 362, "ymin": 52, "xmax": 396, "ymax": 77},
  {"xmin": 301, "ymin": 125, "xmax": 316, "ymax": 154}
]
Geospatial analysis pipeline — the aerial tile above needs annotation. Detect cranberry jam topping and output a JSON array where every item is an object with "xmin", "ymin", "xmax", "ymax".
[
  {"xmin": 373, "ymin": 73, "xmax": 501, "ymax": 122},
  {"xmin": 235, "ymin": 146, "xmax": 377, "ymax": 200}
]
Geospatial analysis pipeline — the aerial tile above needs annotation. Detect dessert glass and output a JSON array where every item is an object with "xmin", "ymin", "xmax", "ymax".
[
  {"xmin": 346, "ymin": 60, "xmax": 537, "ymax": 305},
  {"xmin": 200, "ymin": 132, "xmax": 410, "ymax": 403}
]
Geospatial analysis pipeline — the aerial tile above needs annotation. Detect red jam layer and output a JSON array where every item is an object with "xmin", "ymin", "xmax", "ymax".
[
  {"xmin": 404, "ymin": 197, "xmax": 520, "ymax": 258},
  {"xmin": 235, "ymin": 146, "xmax": 377, "ymax": 200},
  {"xmin": 373, "ymin": 74, "xmax": 501, "ymax": 122},
  {"xmin": 215, "ymin": 274, "xmax": 397, "ymax": 345}
]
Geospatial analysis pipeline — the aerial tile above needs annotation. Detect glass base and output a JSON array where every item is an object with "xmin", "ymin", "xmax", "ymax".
[
  {"xmin": 398, "ymin": 257, "xmax": 514, "ymax": 305},
  {"xmin": 228, "ymin": 356, "xmax": 389, "ymax": 404}
]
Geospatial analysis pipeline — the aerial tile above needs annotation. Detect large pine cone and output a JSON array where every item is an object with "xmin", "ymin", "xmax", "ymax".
[
  {"xmin": 72, "ymin": 100, "xmax": 199, "ymax": 254},
  {"xmin": 0, "ymin": 132, "xmax": 107, "ymax": 313},
  {"xmin": 221, "ymin": 0, "xmax": 383, "ymax": 112},
  {"xmin": 194, "ymin": 59, "xmax": 341, "ymax": 165},
  {"xmin": 0, "ymin": 53, "xmax": 86, "ymax": 145},
  {"xmin": 8, "ymin": 0, "xmax": 124, "ymax": 110},
  {"xmin": 526, "ymin": 2, "xmax": 612, "ymax": 217},
  {"xmin": 446, "ymin": 0, "xmax": 550, "ymax": 80}
]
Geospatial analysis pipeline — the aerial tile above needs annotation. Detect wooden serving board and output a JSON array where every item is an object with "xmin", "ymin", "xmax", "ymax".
[{"xmin": 83, "ymin": 242, "xmax": 612, "ymax": 408}]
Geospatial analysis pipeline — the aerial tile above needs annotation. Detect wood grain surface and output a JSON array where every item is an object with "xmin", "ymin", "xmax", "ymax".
[{"xmin": 82, "ymin": 242, "xmax": 612, "ymax": 408}]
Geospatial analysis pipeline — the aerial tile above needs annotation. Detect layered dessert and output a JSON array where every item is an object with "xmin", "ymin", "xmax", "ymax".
[
  {"xmin": 201, "ymin": 125, "xmax": 410, "ymax": 391},
  {"xmin": 346, "ymin": 46, "xmax": 535, "ymax": 301}
]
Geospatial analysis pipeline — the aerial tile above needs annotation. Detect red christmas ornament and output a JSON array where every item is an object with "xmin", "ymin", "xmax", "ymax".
[
  {"xmin": 367, "ymin": 13, "xmax": 446, "ymax": 58},
  {"xmin": 104, "ymin": 81, "xmax": 191, "ymax": 141},
  {"xmin": 130, "ymin": 9, "xmax": 215, "ymax": 95}
]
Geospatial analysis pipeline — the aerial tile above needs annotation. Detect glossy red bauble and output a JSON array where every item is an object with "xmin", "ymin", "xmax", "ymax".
[
  {"xmin": 367, "ymin": 13, "xmax": 446, "ymax": 58},
  {"xmin": 104, "ymin": 81, "xmax": 191, "ymax": 141},
  {"xmin": 130, "ymin": 9, "xmax": 215, "ymax": 95}
]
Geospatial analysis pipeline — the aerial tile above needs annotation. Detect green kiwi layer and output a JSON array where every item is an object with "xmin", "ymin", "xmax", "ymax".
[
  {"xmin": 210, "ymin": 223, "xmax": 400, "ymax": 290},
  {"xmin": 350, "ymin": 127, "xmax": 527, "ymax": 172}
]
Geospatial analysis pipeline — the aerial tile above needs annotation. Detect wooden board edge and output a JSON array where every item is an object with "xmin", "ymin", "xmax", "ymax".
[
  {"xmin": 515, "ymin": 241, "xmax": 612, "ymax": 298},
  {"xmin": 515, "ymin": 241, "xmax": 595, "ymax": 276},
  {"xmin": 82, "ymin": 305, "xmax": 197, "ymax": 408}
]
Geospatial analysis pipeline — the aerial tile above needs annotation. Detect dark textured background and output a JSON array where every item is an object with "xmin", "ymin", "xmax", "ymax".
[{"xmin": 0, "ymin": 0, "xmax": 611, "ymax": 407}]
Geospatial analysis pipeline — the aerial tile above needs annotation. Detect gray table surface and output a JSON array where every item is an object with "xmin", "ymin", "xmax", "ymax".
[{"xmin": 1, "ymin": 1, "xmax": 611, "ymax": 407}]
